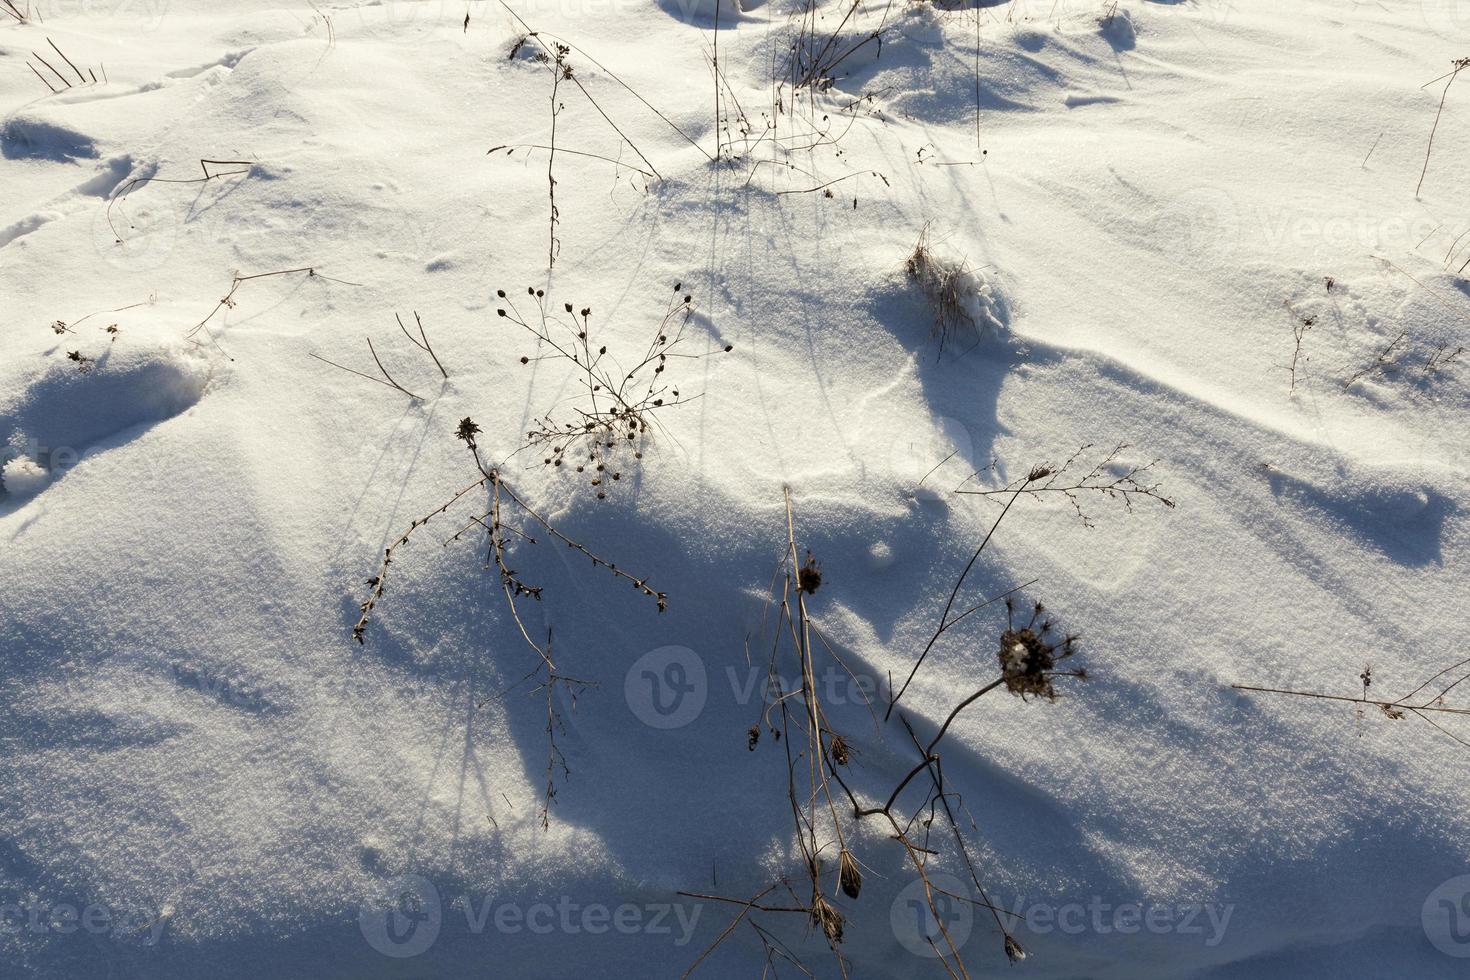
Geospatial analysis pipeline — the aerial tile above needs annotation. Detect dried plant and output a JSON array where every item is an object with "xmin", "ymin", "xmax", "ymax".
[
  {"xmin": 954, "ymin": 444, "xmax": 1176, "ymax": 529},
  {"xmin": 1417, "ymin": 57, "xmax": 1469, "ymax": 197},
  {"xmin": 1343, "ymin": 330, "xmax": 1408, "ymax": 388},
  {"xmin": 186, "ymin": 266, "xmax": 360, "ymax": 358},
  {"xmin": 906, "ymin": 227, "xmax": 1002, "ymax": 357},
  {"xmin": 681, "ymin": 487, "xmax": 1089, "ymax": 976},
  {"xmin": 492, "ymin": 1, "xmax": 716, "ymax": 271},
  {"xmin": 1282, "ymin": 299, "xmax": 1314, "ymax": 394},
  {"xmin": 997, "ymin": 598, "xmax": 1083, "ymax": 701},
  {"xmin": 47, "ymin": 295, "xmax": 155, "ymax": 339},
  {"xmin": 1423, "ymin": 342, "xmax": 1465, "ymax": 375},
  {"xmin": 497, "ymin": 282, "xmax": 732, "ymax": 498},
  {"xmin": 546, "ymin": 42, "xmax": 570, "ymax": 269},
  {"xmin": 1234, "ymin": 656, "xmax": 1470, "ymax": 750},
  {"xmin": 788, "ymin": 0, "xmax": 897, "ymax": 92},
  {"xmin": 26, "ymin": 39, "xmax": 105, "ymax": 93},
  {"xmin": 106, "ymin": 160, "xmax": 253, "ymax": 244},
  {"xmin": 351, "ymin": 415, "xmax": 666, "ymax": 824},
  {"xmin": 310, "ymin": 311, "xmax": 446, "ymax": 400}
]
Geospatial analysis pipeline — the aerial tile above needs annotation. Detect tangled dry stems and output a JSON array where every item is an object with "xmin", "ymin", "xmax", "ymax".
[
  {"xmin": 680, "ymin": 475, "xmax": 1115, "ymax": 976},
  {"xmin": 498, "ymin": 282, "xmax": 732, "ymax": 498}
]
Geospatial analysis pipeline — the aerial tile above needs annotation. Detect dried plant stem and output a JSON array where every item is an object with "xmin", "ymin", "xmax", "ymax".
[
  {"xmin": 496, "ymin": 0, "xmax": 679, "ymax": 175},
  {"xmin": 396, "ymin": 311, "xmax": 448, "ymax": 379},
  {"xmin": 107, "ymin": 160, "xmax": 254, "ymax": 242},
  {"xmin": 689, "ymin": 488, "xmax": 1067, "ymax": 975},
  {"xmin": 28, "ymin": 62, "xmax": 58, "ymax": 93},
  {"xmin": 547, "ymin": 44, "xmax": 567, "ymax": 270},
  {"xmin": 1417, "ymin": 58, "xmax": 1468, "ymax": 198},
  {"xmin": 955, "ymin": 443, "xmax": 1176, "ymax": 526},
  {"xmin": 48, "ymin": 38, "xmax": 85, "ymax": 84},
  {"xmin": 29, "ymin": 52, "xmax": 71, "ymax": 89},
  {"xmin": 1374, "ymin": 256, "xmax": 1470, "ymax": 328},
  {"xmin": 886, "ymin": 479, "xmax": 1033, "ymax": 719},
  {"xmin": 1235, "ymin": 653, "xmax": 1470, "ymax": 750},
  {"xmin": 188, "ymin": 266, "xmax": 359, "ymax": 357},
  {"xmin": 487, "ymin": 143, "xmax": 656, "ymax": 180},
  {"xmin": 310, "ymin": 340, "xmax": 422, "ymax": 400},
  {"xmin": 1231, "ymin": 684, "xmax": 1470, "ymax": 717},
  {"xmin": 1343, "ymin": 330, "xmax": 1407, "ymax": 388}
]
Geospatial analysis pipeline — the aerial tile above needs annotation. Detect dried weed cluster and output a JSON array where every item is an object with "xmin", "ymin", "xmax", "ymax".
[
  {"xmin": 906, "ymin": 227, "xmax": 1005, "ymax": 356},
  {"xmin": 498, "ymin": 282, "xmax": 732, "ymax": 498}
]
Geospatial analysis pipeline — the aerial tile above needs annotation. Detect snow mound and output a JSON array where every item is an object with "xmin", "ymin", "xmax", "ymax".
[
  {"xmin": 1, "ymin": 342, "xmax": 211, "ymax": 500},
  {"xmin": 0, "ymin": 455, "xmax": 49, "ymax": 497}
]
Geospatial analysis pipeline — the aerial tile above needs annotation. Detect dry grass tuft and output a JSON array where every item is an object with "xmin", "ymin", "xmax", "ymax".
[{"xmin": 905, "ymin": 227, "xmax": 1002, "ymax": 356}]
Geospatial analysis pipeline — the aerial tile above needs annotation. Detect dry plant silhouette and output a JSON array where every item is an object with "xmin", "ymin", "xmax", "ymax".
[
  {"xmin": 187, "ymin": 266, "xmax": 360, "ymax": 358},
  {"xmin": 26, "ymin": 38, "xmax": 105, "ymax": 92},
  {"xmin": 105, "ymin": 159, "xmax": 254, "ymax": 244},
  {"xmin": 47, "ymin": 295, "xmax": 155, "ymax": 339},
  {"xmin": 351, "ymin": 415, "xmax": 667, "ymax": 824},
  {"xmin": 1282, "ymin": 298, "xmax": 1315, "ymax": 394},
  {"xmin": 1234, "ymin": 657, "xmax": 1470, "ymax": 750},
  {"xmin": 497, "ymin": 282, "xmax": 733, "ymax": 499},
  {"xmin": 310, "ymin": 311, "xmax": 446, "ymax": 401},
  {"xmin": 490, "ymin": 0, "xmax": 716, "ymax": 269},
  {"xmin": 680, "ymin": 457, "xmax": 1170, "ymax": 975},
  {"xmin": 1417, "ymin": 57, "xmax": 1469, "ymax": 197},
  {"xmin": 952, "ymin": 444, "xmax": 1175, "ymax": 530},
  {"xmin": 906, "ymin": 227, "xmax": 1001, "ymax": 357}
]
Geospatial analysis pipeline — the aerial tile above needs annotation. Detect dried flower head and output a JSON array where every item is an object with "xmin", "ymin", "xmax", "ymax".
[
  {"xmin": 797, "ymin": 552, "xmax": 822, "ymax": 594},
  {"xmin": 997, "ymin": 598, "xmax": 1082, "ymax": 701},
  {"xmin": 456, "ymin": 417, "xmax": 481, "ymax": 445}
]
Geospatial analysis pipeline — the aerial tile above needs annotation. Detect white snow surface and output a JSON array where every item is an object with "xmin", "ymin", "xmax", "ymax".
[{"xmin": 2, "ymin": 1, "xmax": 1469, "ymax": 977}]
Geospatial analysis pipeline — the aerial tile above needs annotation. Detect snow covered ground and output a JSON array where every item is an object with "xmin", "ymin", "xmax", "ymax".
[{"xmin": 2, "ymin": 0, "xmax": 1468, "ymax": 976}]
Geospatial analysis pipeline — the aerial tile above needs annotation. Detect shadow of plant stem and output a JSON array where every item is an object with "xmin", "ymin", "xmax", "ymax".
[{"xmin": 351, "ymin": 416, "xmax": 665, "ymax": 826}]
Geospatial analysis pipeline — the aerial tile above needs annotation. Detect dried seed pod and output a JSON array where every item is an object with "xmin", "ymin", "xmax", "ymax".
[
  {"xmin": 811, "ymin": 896, "xmax": 844, "ymax": 944},
  {"xmin": 838, "ymin": 849, "xmax": 861, "ymax": 899}
]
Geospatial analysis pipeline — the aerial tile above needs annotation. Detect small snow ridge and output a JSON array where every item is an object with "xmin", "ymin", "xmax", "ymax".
[
  {"xmin": 0, "ymin": 456, "xmax": 49, "ymax": 498},
  {"xmin": 654, "ymin": 0, "xmax": 743, "ymax": 25},
  {"xmin": 1, "ymin": 344, "xmax": 210, "ymax": 501},
  {"xmin": 1, "ymin": 114, "xmax": 98, "ymax": 162},
  {"xmin": 1064, "ymin": 91, "xmax": 1123, "ymax": 108}
]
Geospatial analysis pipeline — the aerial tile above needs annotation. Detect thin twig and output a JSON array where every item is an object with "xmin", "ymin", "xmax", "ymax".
[{"xmin": 1417, "ymin": 58, "xmax": 1468, "ymax": 197}]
